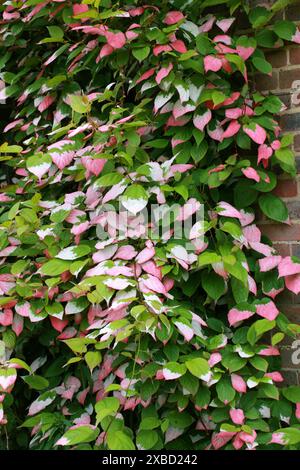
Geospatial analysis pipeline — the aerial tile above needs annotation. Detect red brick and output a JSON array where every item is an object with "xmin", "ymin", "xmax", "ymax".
[
  {"xmin": 281, "ymin": 305, "xmax": 300, "ymax": 322},
  {"xmin": 294, "ymin": 134, "xmax": 300, "ymax": 152},
  {"xmin": 279, "ymin": 93, "xmax": 291, "ymax": 110},
  {"xmin": 266, "ymin": 49, "xmax": 287, "ymax": 68},
  {"xmin": 273, "ymin": 179, "xmax": 298, "ymax": 197},
  {"xmin": 286, "ymin": 200, "xmax": 300, "ymax": 220},
  {"xmin": 276, "ymin": 289, "xmax": 295, "ymax": 306},
  {"xmin": 255, "ymin": 72, "xmax": 278, "ymax": 92},
  {"xmin": 279, "ymin": 69, "xmax": 300, "ymax": 89},
  {"xmin": 259, "ymin": 223, "xmax": 300, "ymax": 241},
  {"xmin": 290, "ymin": 47, "xmax": 300, "ymax": 66},
  {"xmin": 280, "ymin": 347, "xmax": 300, "ymax": 370},
  {"xmin": 279, "ymin": 370, "xmax": 299, "ymax": 385},
  {"xmin": 280, "ymin": 113, "xmax": 300, "ymax": 132},
  {"xmin": 273, "ymin": 243, "xmax": 291, "ymax": 256},
  {"xmin": 296, "ymin": 157, "xmax": 300, "ymax": 174},
  {"xmin": 286, "ymin": 3, "xmax": 300, "ymax": 21},
  {"xmin": 291, "ymin": 243, "xmax": 300, "ymax": 258}
]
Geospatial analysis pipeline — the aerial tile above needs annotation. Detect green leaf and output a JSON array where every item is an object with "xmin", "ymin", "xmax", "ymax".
[
  {"xmin": 259, "ymin": 194, "xmax": 288, "ymax": 223},
  {"xmin": 63, "ymin": 338, "xmax": 89, "ymax": 354},
  {"xmin": 249, "ymin": 7, "xmax": 272, "ymax": 28},
  {"xmin": 273, "ymin": 427, "xmax": 300, "ymax": 445},
  {"xmin": 185, "ymin": 357, "xmax": 210, "ymax": 379},
  {"xmin": 200, "ymin": 0, "xmax": 228, "ymax": 7},
  {"xmin": 121, "ymin": 184, "xmax": 148, "ymax": 215},
  {"xmin": 0, "ymin": 142, "xmax": 22, "ymax": 153},
  {"xmin": 201, "ymin": 271, "xmax": 226, "ymax": 300},
  {"xmin": 85, "ymin": 351, "xmax": 101, "ymax": 373},
  {"xmin": 275, "ymin": 147, "xmax": 295, "ymax": 175},
  {"xmin": 271, "ymin": 332, "xmax": 284, "ymax": 346},
  {"xmin": 136, "ymin": 429, "xmax": 158, "ymax": 450},
  {"xmin": 140, "ymin": 417, "xmax": 161, "ymax": 431},
  {"xmin": 95, "ymin": 397, "xmax": 119, "ymax": 422},
  {"xmin": 132, "ymin": 46, "xmax": 150, "ymax": 62},
  {"xmin": 41, "ymin": 259, "xmax": 71, "ymax": 276},
  {"xmin": 260, "ymin": 383, "xmax": 279, "ymax": 400},
  {"xmin": 252, "ymin": 57, "xmax": 272, "ymax": 74},
  {"xmin": 249, "ymin": 356, "xmax": 268, "ymax": 372},
  {"xmin": 69, "ymin": 95, "xmax": 91, "ymax": 114},
  {"xmin": 23, "ymin": 375, "xmax": 49, "ymax": 391},
  {"xmin": 196, "ymin": 34, "xmax": 214, "ymax": 55},
  {"xmin": 216, "ymin": 378, "xmax": 236, "ymax": 403},
  {"xmin": 273, "ymin": 20, "xmax": 296, "ymax": 41},
  {"xmin": 57, "ymin": 426, "xmax": 99, "ymax": 446},
  {"xmin": 198, "ymin": 251, "xmax": 221, "ymax": 267},
  {"xmin": 282, "ymin": 386, "xmax": 300, "ymax": 404},
  {"xmin": 26, "ymin": 154, "xmax": 52, "ymax": 178},
  {"xmin": 95, "ymin": 173, "xmax": 124, "ymax": 187},
  {"xmin": 106, "ymin": 430, "xmax": 135, "ymax": 450},
  {"xmin": 56, "ymin": 245, "xmax": 91, "ymax": 260},
  {"xmin": 247, "ymin": 319, "xmax": 276, "ymax": 346},
  {"xmin": 231, "ymin": 278, "xmax": 249, "ymax": 304}
]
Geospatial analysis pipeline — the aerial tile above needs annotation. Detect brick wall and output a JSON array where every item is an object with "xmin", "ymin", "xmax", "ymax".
[{"xmin": 254, "ymin": 1, "xmax": 300, "ymax": 384}]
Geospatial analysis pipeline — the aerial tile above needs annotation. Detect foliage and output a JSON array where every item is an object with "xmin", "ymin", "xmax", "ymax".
[{"xmin": 0, "ymin": 0, "xmax": 300, "ymax": 450}]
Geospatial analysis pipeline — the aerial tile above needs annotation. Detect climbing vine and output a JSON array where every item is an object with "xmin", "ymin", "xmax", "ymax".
[{"xmin": 0, "ymin": 0, "xmax": 300, "ymax": 450}]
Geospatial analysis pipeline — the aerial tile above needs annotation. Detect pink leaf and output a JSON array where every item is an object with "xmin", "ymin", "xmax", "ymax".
[
  {"xmin": 12, "ymin": 315, "xmax": 24, "ymax": 336},
  {"xmin": 73, "ymin": 4, "xmax": 89, "ymax": 16},
  {"xmin": 51, "ymin": 151, "xmax": 74, "ymax": 170},
  {"xmin": 212, "ymin": 431, "xmax": 236, "ymax": 450},
  {"xmin": 38, "ymin": 95, "xmax": 55, "ymax": 113},
  {"xmin": 216, "ymin": 18, "xmax": 235, "ymax": 33},
  {"xmin": 237, "ymin": 46, "xmax": 255, "ymax": 61},
  {"xmin": 259, "ymin": 255, "xmax": 281, "ymax": 272},
  {"xmin": 0, "ymin": 309, "xmax": 13, "ymax": 327},
  {"xmin": 222, "ymin": 120, "xmax": 241, "ymax": 138},
  {"xmin": 104, "ymin": 278, "xmax": 131, "ymax": 290},
  {"xmin": 204, "ymin": 55, "xmax": 223, "ymax": 73},
  {"xmin": 231, "ymin": 373, "xmax": 247, "ymax": 393},
  {"xmin": 136, "ymin": 246, "xmax": 155, "ymax": 264},
  {"xmin": 265, "ymin": 372, "xmax": 284, "ymax": 382},
  {"xmin": 285, "ymin": 273, "xmax": 300, "ymax": 295},
  {"xmin": 229, "ymin": 408, "xmax": 245, "ymax": 425},
  {"xmin": 225, "ymin": 108, "xmax": 243, "ymax": 119},
  {"xmin": 174, "ymin": 321, "xmax": 194, "ymax": 341},
  {"xmin": 241, "ymin": 167, "xmax": 260, "ymax": 182},
  {"xmin": 218, "ymin": 201, "xmax": 242, "ymax": 219},
  {"xmin": 114, "ymin": 245, "xmax": 137, "ymax": 260},
  {"xmin": 193, "ymin": 109, "xmax": 212, "ymax": 131},
  {"xmin": 176, "ymin": 198, "xmax": 201, "ymax": 221},
  {"xmin": 259, "ymin": 346, "xmax": 280, "ymax": 356},
  {"xmin": 143, "ymin": 275, "xmax": 166, "ymax": 295},
  {"xmin": 163, "ymin": 11, "xmax": 185, "ymax": 25},
  {"xmin": 81, "ymin": 156, "xmax": 106, "ymax": 176},
  {"xmin": 228, "ymin": 308, "xmax": 255, "ymax": 326},
  {"xmin": 256, "ymin": 300, "xmax": 279, "ymax": 321},
  {"xmin": 243, "ymin": 124, "xmax": 266, "ymax": 145},
  {"xmin": 173, "ymin": 101, "xmax": 196, "ymax": 119},
  {"xmin": 106, "ymin": 31, "xmax": 126, "ymax": 49},
  {"xmin": 270, "ymin": 433, "xmax": 285, "ymax": 445},
  {"xmin": 153, "ymin": 44, "xmax": 172, "ymax": 56},
  {"xmin": 208, "ymin": 352, "xmax": 222, "ymax": 367},
  {"xmin": 258, "ymin": 144, "xmax": 273, "ymax": 165},
  {"xmin": 96, "ymin": 44, "xmax": 114, "ymax": 62},
  {"xmin": 171, "ymin": 40, "xmax": 187, "ymax": 53},
  {"xmin": 136, "ymin": 68, "xmax": 156, "ymax": 84},
  {"xmin": 278, "ymin": 256, "xmax": 300, "ymax": 277},
  {"xmin": 156, "ymin": 63, "xmax": 173, "ymax": 84},
  {"xmin": 296, "ymin": 403, "xmax": 300, "ymax": 420}
]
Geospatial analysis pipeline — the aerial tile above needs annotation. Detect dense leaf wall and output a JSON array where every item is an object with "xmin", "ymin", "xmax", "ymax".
[{"xmin": 0, "ymin": 0, "xmax": 300, "ymax": 450}]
